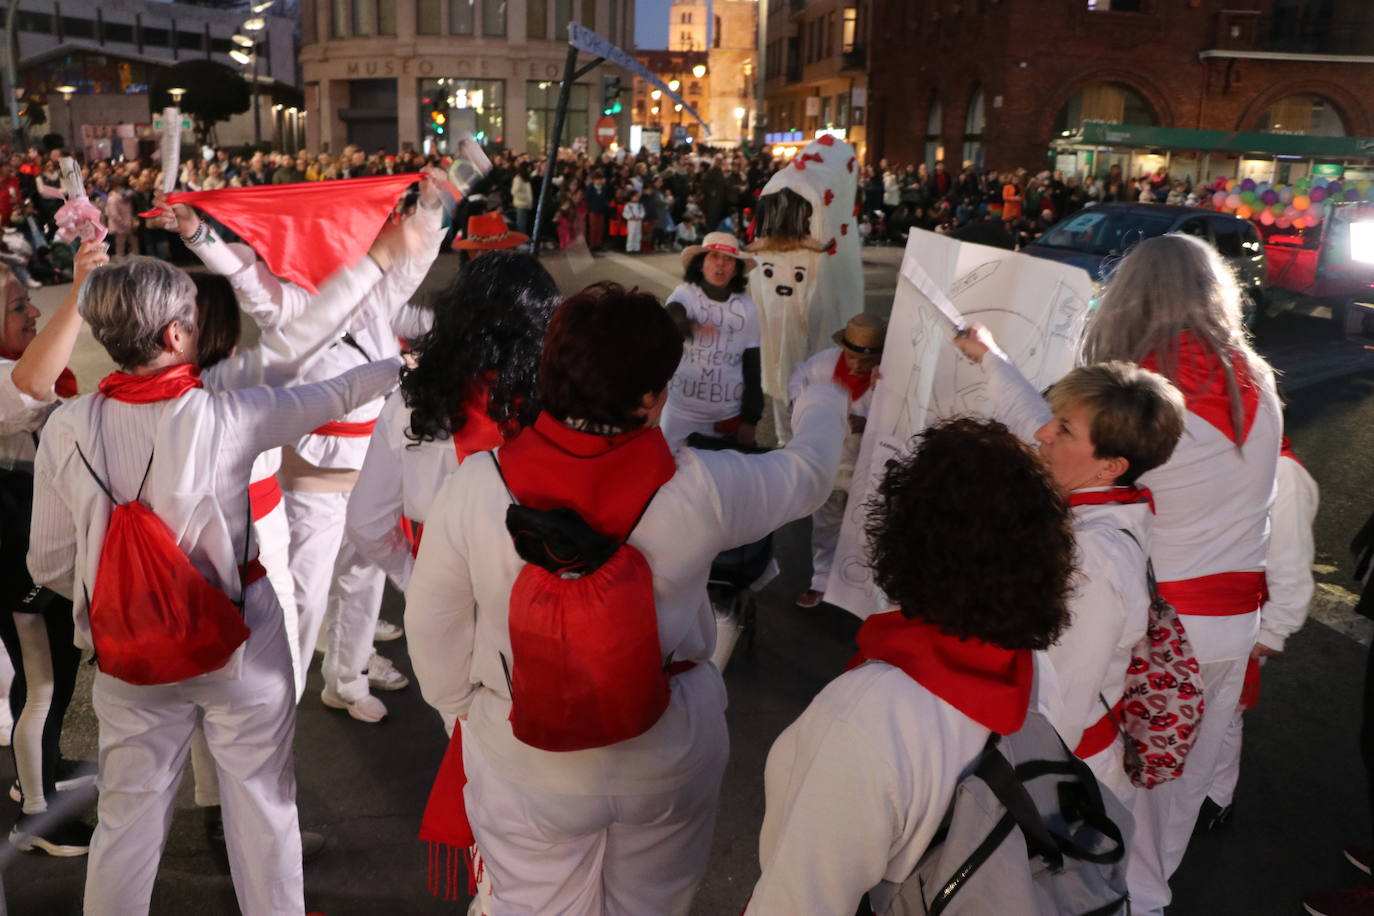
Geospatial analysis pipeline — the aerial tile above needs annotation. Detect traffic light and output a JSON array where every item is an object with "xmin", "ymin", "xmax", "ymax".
[
  {"xmin": 430, "ymin": 107, "xmax": 446, "ymax": 135},
  {"xmin": 601, "ymin": 75, "xmax": 622, "ymax": 116}
]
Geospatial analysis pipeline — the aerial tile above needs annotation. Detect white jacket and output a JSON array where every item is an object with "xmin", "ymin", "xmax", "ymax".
[
  {"xmin": 405, "ymin": 382, "xmax": 849, "ymax": 794},
  {"xmin": 982, "ymin": 350, "xmax": 1151, "ymax": 750},
  {"xmin": 0, "ymin": 359, "xmax": 61, "ymax": 470},
  {"xmin": 1257, "ymin": 453, "xmax": 1318, "ymax": 652},
  {"xmin": 345, "ymin": 391, "xmax": 461, "ymax": 592},
  {"xmin": 27, "ymin": 359, "xmax": 402, "ymax": 662},
  {"xmin": 788, "ymin": 346, "xmax": 874, "ymax": 491}
]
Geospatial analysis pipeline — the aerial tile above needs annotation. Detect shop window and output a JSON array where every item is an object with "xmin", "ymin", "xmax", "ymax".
[
  {"xmin": 842, "ymin": 7, "xmax": 857, "ymax": 52},
  {"xmin": 421, "ymin": 77, "xmax": 505, "ymax": 152},
  {"xmin": 1254, "ymin": 93, "xmax": 1346, "ymax": 137},
  {"xmin": 527, "ymin": 0, "xmax": 546, "ymax": 38},
  {"xmin": 484, "ymin": 0, "xmax": 506, "ymax": 35},
  {"xmin": 1053, "ymin": 82, "xmax": 1157, "ymax": 134},
  {"xmin": 417, "ymin": 0, "xmax": 441, "ymax": 34},
  {"xmin": 527, "ymin": 80, "xmax": 589, "ymax": 154}
]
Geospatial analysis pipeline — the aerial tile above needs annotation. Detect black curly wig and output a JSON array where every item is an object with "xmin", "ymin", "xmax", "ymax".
[
  {"xmin": 683, "ymin": 251, "xmax": 750, "ymax": 294},
  {"xmin": 865, "ymin": 417, "xmax": 1076, "ymax": 650},
  {"xmin": 400, "ymin": 251, "xmax": 559, "ymax": 445}
]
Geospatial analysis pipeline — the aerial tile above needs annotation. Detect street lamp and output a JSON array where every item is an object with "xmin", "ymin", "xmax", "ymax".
[
  {"xmin": 692, "ymin": 64, "xmax": 707, "ymax": 78},
  {"xmin": 238, "ymin": 14, "xmax": 268, "ymax": 146},
  {"xmin": 169, "ymin": 87, "xmax": 187, "ymax": 104},
  {"xmin": 56, "ymin": 85, "xmax": 76, "ymax": 155},
  {"xmin": 668, "ymin": 79, "xmax": 680, "ymax": 91},
  {"xmin": 734, "ymin": 105, "xmax": 746, "ymax": 144}
]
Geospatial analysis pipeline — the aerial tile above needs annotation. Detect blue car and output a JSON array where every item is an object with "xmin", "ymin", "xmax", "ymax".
[{"xmin": 1024, "ymin": 203, "xmax": 1268, "ymax": 321}]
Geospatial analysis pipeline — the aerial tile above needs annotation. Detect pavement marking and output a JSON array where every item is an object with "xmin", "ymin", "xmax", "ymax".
[{"xmin": 1310, "ymin": 581, "xmax": 1372, "ymax": 648}]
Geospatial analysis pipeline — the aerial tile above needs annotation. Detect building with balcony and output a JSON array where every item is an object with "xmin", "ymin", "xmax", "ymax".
[
  {"xmin": 632, "ymin": 0, "xmax": 756, "ymax": 148},
  {"xmin": 298, "ymin": 0, "xmax": 634, "ymax": 156},
  {"xmin": 866, "ymin": 0, "xmax": 1374, "ymax": 183},
  {"xmin": 760, "ymin": 0, "xmax": 869, "ymax": 159},
  {"xmin": 9, "ymin": 0, "xmax": 298, "ymax": 157}
]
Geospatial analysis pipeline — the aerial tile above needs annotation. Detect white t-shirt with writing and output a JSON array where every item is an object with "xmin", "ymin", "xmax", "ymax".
[{"xmin": 663, "ymin": 282, "xmax": 761, "ymax": 435}]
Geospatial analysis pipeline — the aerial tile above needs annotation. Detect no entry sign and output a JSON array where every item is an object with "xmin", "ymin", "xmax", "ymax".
[{"xmin": 595, "ymin": 115, "xmax": 617, "ymax": 147}]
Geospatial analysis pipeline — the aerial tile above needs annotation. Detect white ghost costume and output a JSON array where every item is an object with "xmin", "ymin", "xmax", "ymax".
[{"xmin": 747, "ymin": 137, "xmax": 864, "ymax": 442}]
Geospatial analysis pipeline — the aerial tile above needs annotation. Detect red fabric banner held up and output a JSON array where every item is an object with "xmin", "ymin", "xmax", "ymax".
[{"xmin": 168, "ymin": 173, "xmax": 420, "ymax": 293}]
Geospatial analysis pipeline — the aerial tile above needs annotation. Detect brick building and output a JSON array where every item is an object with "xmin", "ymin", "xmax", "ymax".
[
  {"xmin": 866, "ymin": 0, "xmax": 1374, "ymax": 182},
  {"xmin": 760, "ymin": 0, "xmax": 871, "ymax": 159}
]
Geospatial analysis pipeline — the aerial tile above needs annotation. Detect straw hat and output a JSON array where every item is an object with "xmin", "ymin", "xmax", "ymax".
[
  {"xmin": 452, "ymin": 211, "xmax": 529, "ymax": 250},
  {"xmin": 680, "ymin": 232, "xmax": 756, "ymax": 273},
  {"xmin": 831, "ymin": 313, "xmax": 888, "ymax": 355}
]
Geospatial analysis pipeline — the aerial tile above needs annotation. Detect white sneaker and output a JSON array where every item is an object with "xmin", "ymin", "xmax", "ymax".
[
  {"xmin": 373, "ymin": 619, "xmax": 404, "ymax": 642},
  {"xmin": 321, "ymin": 685, "xmax": 388, "ymax": 723},
  {"xmin": 365, "ymin": 652, "xmax": 410, "ymax": 692},
  {"xmin": 22, "ymin": 277, "xmax": 41, "ymax": 290}
]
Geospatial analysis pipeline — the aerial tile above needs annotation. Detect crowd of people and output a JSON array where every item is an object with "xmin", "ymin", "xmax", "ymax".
[{"xmin": 0, "ymin": 138, "xmax": 1363, "ymax": 916}]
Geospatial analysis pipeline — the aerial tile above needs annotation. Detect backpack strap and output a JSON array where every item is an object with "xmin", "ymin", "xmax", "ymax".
[
  {"xmin": 73, "ymin": 441, "xmax": 117, "ymax": 505},
  {"xmin": 1118, "ymin": 528, "xmax": 1163, "ymax": 604},
  {"xmin": 488, "ymin": 449, "xmax": 661, "ymax": 545},
  {"xmin": 339, "ymin": 332, "xmax": 375, "ymax": 363}
]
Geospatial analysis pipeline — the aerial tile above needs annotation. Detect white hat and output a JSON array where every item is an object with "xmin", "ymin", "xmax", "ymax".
[{"xmin": 681, "ymin": 232, "xmax": 757, "ymax": 273}]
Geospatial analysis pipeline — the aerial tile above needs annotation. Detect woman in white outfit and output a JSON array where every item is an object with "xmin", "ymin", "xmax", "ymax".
[
  {"xmin": 2, "ymin": 243, "xmax": 107, "ymax": 856},
  {"xmin": 341, "ymin": 251, "xmax": 559, "ymax": 722},
  {"xmin": 27, "ymin": 257, "xmax": 402, "ymax": 915},
  {"xmin": 1079, "ymin": 234, "xmax": 1282, "ymax": 916},
  {"xmin": 406, "ymin": 282, "xmax": 848, "ymax": 915}
]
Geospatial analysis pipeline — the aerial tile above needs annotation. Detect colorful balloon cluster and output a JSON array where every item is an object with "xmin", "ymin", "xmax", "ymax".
[{"xmin": 1206, "ymin": 175, "xmax": 1374, "ymax": 230}]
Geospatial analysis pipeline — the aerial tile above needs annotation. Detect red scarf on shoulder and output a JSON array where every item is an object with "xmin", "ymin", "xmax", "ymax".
[
  {"xmin": 850, "ymin": 611, "xmax": 1034, "ymax": 735},
  {"xmin": 1068, "ymin": 485, "xmax": 1154, "ymax": 513},
  {"xmin": 1141, "ymin": 332, "xmax": 1259, "ymax": 445},
  {"xmin": 496, "ymin": 412, "xmax": 676, "ymax": 539},
  {"xmin": 98, "ymin": 364, "xmax": 203, "ymax": 404},
  {"xmin": 0, "ymin": 347, "xmax": 78, "ymax": 399}
]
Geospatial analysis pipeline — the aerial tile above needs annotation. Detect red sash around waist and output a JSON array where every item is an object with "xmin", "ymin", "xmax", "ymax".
[
  {"xmin": 1074, "ymin": 697, "xmax": 1124, "ymax": 760},
  {"xmin": 1157, "ymin": 571, "xmax": 1267, "ymax": 616},
  {"xmin": 400, "ymin": 515, "xmax": 425, "ymax": 559},
  {"xmin": 311, "ymin": 418, "xmax": 378, "ymax": 438},
  {"xmin": 248, "ymin": 477, "xmax": 283, "ymax": 522}
]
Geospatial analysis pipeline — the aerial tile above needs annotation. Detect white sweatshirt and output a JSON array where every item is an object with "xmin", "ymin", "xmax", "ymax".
[
  {"xmin": 788, "ymin": 346, "xmax": 874, "ymax": 491},
  {"xmin": 405, "ymin": 382, "xmax": 848, "ymax": 792},
  {"xmin": 1257, "ymin": 453, "xmax": 1318, "ymax": 653},
  {"xmin": 27, "ymin": 358, "xmax": 402, "ymax": 663},
  {"xmin": 981, "ymin": 350, "xmax": 1152, "ymax": 750},
  {"xmin": 0, "ymin": 359, "xmax": 60, "ymax": 470},
  {"xmin": 345, "ymin": 392, "xmax": 461, "ymax": 592}
]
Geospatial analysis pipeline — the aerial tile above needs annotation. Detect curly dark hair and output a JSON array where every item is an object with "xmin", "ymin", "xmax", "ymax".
[
  {"xmin": 191, "ymin": 272, "xmax": 241, "ymax": 370},
  {"xmin": 539, "ymin": 281, "xmax": 682, "ymax": 431},
  {"xmin": 865, "ymin": 417, "xmax": 1075, "ymax": 650},
  {"xmin": 683, "ymin": 251, "xmax": 750, "ymax": 294},
  {"xmin": 400, "ymin": 251, "xmax": 559, "ymax": 445}
]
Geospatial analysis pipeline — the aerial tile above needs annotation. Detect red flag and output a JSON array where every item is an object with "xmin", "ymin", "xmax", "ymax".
[{"xmin": 168, "ymin": 173, "xmax": 419, "ymax": 293}]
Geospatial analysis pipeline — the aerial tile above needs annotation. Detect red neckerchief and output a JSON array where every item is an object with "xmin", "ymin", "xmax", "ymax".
[
  {"xmin": 1140, "ymin": 332, "xmax": 1258, "ymax": 445},
  {"xmin": 0, "ymin": 346, "xmax": 78, "ymax": 399},
  {"xmin": 1280, "ymin": 435, "xmax": 1303, "ymax": 468},
  {"xmin": 1068, "ymin": 485, "xmax": 1155, "ymax": 514},
  {"xmin": 98, "ymin": 364, "xmax": 204, "ymax": 403},
  {"xmin": 832, "ymin": 351, "xmax": 873, "ymax": 401},
  {"xmin": 498, "ymin": 412, "xmax": 676, "ymax": 540},
  {"xmin": 451, "ymin": 377, "xmax": 511, "ymax": 464},
  {"xmin": 848, "ymin": 611, "xmax": 1034, "ymax": 735}
]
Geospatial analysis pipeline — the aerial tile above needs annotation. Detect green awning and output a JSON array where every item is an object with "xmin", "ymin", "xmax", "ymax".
[{"xmin": 1055, "ymin": 122, "xmax": 1374, "ymax": 159}]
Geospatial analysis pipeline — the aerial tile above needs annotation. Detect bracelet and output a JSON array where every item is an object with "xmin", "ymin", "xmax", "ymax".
[{"xmin": 180, "ymin": 222, "xmax": 208, "ymax": 246}]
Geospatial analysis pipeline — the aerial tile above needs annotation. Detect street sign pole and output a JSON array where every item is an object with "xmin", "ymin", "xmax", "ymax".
[{"xmin": 530, "ymin": 43, "xmax": 580, "ymax": 259}]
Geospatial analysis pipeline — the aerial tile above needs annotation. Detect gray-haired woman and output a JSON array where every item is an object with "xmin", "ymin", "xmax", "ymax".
[
  {"xmin": 26, "ymin": 257, "xmax": 401, "ymax": 915},
  {"xmin": 1080, "ymin": 233, "xmax": 1281, "ymax": 916}
]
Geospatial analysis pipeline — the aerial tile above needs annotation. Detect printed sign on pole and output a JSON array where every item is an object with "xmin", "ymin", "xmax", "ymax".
[{"xmin": 595, "ymin": 115, "xmax": 617, "ymax": 147}]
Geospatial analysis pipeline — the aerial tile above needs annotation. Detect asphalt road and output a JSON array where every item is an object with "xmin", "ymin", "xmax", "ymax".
[{"xmin": 5, "ymin": 245, "xmax": 1374, "ymax": 915}]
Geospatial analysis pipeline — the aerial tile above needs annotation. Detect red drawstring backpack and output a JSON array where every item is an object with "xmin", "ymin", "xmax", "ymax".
[
  {"xmin": 492, "ymin": 453, "xmax": 683, "ymax": 752},
  {"xmin": 76, "ymin": 444, "xmax": 251, "ymax": 685}
]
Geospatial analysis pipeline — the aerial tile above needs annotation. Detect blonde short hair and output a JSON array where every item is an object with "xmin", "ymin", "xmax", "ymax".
[{"xmin": 1046, "ymin": 361, "xmax": 1186, "ymax": 485}]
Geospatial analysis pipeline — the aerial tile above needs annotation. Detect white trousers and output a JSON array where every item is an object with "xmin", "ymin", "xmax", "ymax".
[
  {"xmin": 1208, "ymin": 710, "xmax": 1244, "ymax": 809},
  {"xmin": 462, "ymin": 724, "xmax": 727, "ymax": 916},
  {"xmin": 256, "ymin": 499, "xmax": 303, "ymax": 699},
  {"xmin": 1126, "ymin": 653, "xmax": 1248, "ymax": 916},
  {"xmin": 809, "ymin": 490, "xmax": 847, "ymax": 593},
  {"xmin": 320, "ymin": 536, "xmax": 388, "ymax": 702},
  {"xmin": 84, "ymin": 599, "xmax": 303, "ymax": 916},
  {"xmin": 625, "ymin": 221, "xmax": 642, "ymax": 254},
  {"xmin": 283, "ymin": 489, "xmax": 349, "ymax": 670}
]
